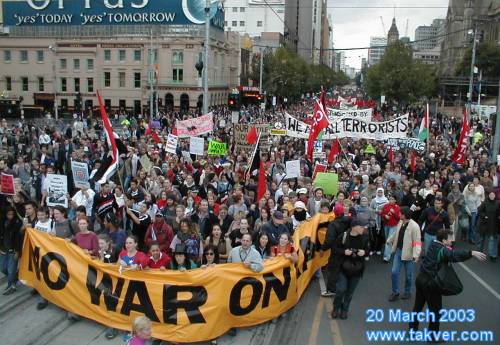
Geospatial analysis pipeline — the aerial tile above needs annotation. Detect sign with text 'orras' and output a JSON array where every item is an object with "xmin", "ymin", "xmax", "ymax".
[
  {"xmin": 20, "ymin": 213, "xmax": 333, "ymax": 342},
  {"xmin": 2, "ymin": 0, "xmax": 225, "ymax": 28}
]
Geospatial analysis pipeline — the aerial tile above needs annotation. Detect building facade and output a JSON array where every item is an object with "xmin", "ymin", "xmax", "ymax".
[
  {"xmin": 0, "ymin": 0, "xmax": 240, "ymax": 116},
  {"xmin": 414, "ymin": 19, "xmax": 446, "ymax": 51},
  {"xmin": 368, "ymin": 36, "xmax": 386, "ymax": 66},
  {"xmin": 387, "ymin": 18, "xmax": 400, "ymax": 45},
  {"xmin": 413, "ymin": 46, "xmax": 441, "ymax": 64},
  {"xmin": 223, "ymin": 0, "xmax": 285, "ymax": 37}
]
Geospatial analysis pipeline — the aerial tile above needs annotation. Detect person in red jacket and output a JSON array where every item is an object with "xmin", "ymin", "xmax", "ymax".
[
  {"xmin": 144, "ymin": 211, "xmax": 174, "ymax": 255},
  {"xmin": 146, "ymin": 242, "xmax": 171, "ymax": 270},
  {"xmin": 380, "ymin": 194, "xmax": 401, "ymax": 263},
  {"xmin": 119, "ymin": 236, "xmax": 148, "ymax": 271}
]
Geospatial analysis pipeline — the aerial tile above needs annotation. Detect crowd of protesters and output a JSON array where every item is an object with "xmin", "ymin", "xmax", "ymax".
[{"xmin": 0, "ymin": 92, "xmax": 498, "ymax": 343}]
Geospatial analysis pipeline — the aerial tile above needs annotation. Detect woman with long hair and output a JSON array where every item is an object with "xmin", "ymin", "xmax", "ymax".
[
  {"xmin": 270, "ymin": 233, "xmax": 298, "ymax": 263},
  {"xmin": 205, "ymin": 224, "xmax": 231, "ymax": 263},
  {"xmin": 201, "ymin": 243, "xmax": 219, "ymax": 268},
  {"xmin": 169, "ymin": 218, "xmax": 203, "ymax": 264},
  {"xmin": 253, "ymin": 232, "xmax": 271, "ymax": 259},
  {"xmin": 463, "ymin": 182, "xmax": 482, "ymax": 244},
  {"xmin": 118, "ymin": 235, "xmax": 148, "ymax": 271}
]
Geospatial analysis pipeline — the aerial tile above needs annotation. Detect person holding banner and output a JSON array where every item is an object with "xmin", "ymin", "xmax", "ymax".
[
  {"xmin": 119, "ymin": 236, "xmax": 148, "ymax": 271},
  {"xmin": 169, "ymin": 243, "xmax": 197, "ymax": 271},
  {"xmin": 0, "ymin": 207, "xmax": 23, "ymax": 295}
]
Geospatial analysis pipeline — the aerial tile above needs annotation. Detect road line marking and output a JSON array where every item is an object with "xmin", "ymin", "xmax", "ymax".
[
  {"xmin": 308, "ymin": 297, "xmax": 325, "ymax": 345},
  {"xmin": 325, "ymin": 304, "xmax": 344, "ymax": 345},
  {"xmin": 458, "ymin": 262, "xmax": 500, "ymax": 300}
]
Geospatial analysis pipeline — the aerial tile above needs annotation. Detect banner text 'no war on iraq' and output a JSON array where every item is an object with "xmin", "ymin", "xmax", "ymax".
[{"xmin": 281, "ymin": 113, "xmax": 409, "ymax": 140}]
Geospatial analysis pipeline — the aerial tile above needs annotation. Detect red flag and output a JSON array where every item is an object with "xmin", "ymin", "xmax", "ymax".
[
  {"xmin": 246, "ymin": 125, "xmax": 258, "ymax": 145},
  {"xmin": 451, "ymin": 109, "xmax": 470, "ymax": 165},
  {"xmin": 257, "ymin": 161, "xmax": 267, "ymax": 202},
  {"xmin": 319, "ymin": 86, "xmax": 327, "ymax": 111},
  {"xmin": 312, "ymin": 163, "xmax": 327, "ymax": 179},
  {"xmin": 96, "ymin": 90, "xmax": 118, "ymax": 184},
  {"xmin": 410, "ymin": 150, "xmax": 417, "ymax": 172},
  {"xmin": 388, "ymin": 147, "xmax": 394, "ymax": 163},
  {"xmin": 328, "ymin": 138, "xmax": 341, "ymax": 164},
  {"xmin": 307, "ymin": 100, "xmax": 329, "ymax": 159}
]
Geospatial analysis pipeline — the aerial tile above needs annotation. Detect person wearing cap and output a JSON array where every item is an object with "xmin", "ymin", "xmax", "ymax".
[
  {"xmin": 297, "ymin": 188, "xmax": 309, "ymax": 205},
  {"xmin": 330, "ymin": 218, "xmax": 369, "ymax": 320},
  {"xmin": 169, "ymin": 243, "xmax": 197, "ymax": 271},
  {"xmin": 144, "ymin": 211, "xmax": 174, "ymax": 255},
  {"xmin": 320, "ymin": 204, "xmax": 352, "ymax": 297},
  {"xmin": 261, "ymin": 210, "xmax": 290, "ymax": 246},
  {"xmin": 291, "ymin": 201, "xmax": 310, "ymax": 230},
  {"xmin": 386, "ymin": 206, "xmax": 422, "ymax": 301},
  {"xmin": 307, "ymin": 187, "xmax": 328, "ymax": 217}
]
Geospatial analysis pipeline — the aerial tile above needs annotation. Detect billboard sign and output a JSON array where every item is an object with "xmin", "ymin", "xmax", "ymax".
[{"xmin": 2, "ymin": 0, "xmax": 225, "ymax": 28}]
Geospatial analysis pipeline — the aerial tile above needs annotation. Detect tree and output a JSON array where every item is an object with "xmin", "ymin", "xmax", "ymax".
[
  {"xmin": 364, "ymin": 41, "xmax": 437, "ymax": 103},
  {"xmin": 455, "ymin": 43, "xmax": 500, "ymax": 78}
]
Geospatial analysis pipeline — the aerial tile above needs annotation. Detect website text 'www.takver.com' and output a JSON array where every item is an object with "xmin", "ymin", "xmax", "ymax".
[{"xmin": 366, "ymin": 329, "xmax": 494, "ymax": 342}]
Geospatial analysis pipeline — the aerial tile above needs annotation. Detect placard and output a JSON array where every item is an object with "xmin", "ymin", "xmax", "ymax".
[
  {"xmin": 46, "ymin": 174, "xmax": 68, "ymax": 208},
  {"xmin": 285, "ymin": 160, "xmax": 301, "ymax": 179},
  {"xmin": 207, "ymin": 141, "xmax": 227, "ymax": 155},
  {"xmin": 189, "ymin": 137, "xmax": 205, "ymax": 156},
  {"xmin": 71, "ymin": 161, "xmax": 90, "ymax": 189},
  {"xmin": 140, "ymin": 155, "xmax": 153, "ymax": 173},
  {"xmin": 166, "ymin": 134, "xmax": 178, "ymax": 154},
  {"xmin": 313, "ymin": 172, "xmax": 338, "ymax": 196},
  {"xmin": 176, "ymin": 113, "xmax": 214, "ymax": 138},
  {"xmin": 0, "ymin": 173, "xmax": 15, "ymax": 195}
]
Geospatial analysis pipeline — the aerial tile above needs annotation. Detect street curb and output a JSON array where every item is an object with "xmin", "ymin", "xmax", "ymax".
[{"xmin": 33, "ymin": 318, "xmax": 74, "ymax": 345}]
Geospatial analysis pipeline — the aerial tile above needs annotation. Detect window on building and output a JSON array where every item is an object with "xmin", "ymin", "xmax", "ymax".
[
  {"xmin": 104, "ymin": 72, "xmax": 111, "ymax": 87},
  {"xmin": 60, "ymin": 58, "xmax": 67, "ymax": 69},
  {"xmin": 232, "ymin": 7, "xmax": 237, "ymax": 12},
  {"xmin": 257, "ymin": 21, "xmax": 263, "ymax": 27},
  {"xmin": 104, "ymin": 49, "xmax": 111, "ymax": 61},
  {"xmin": 119, "ymin": 50, "xmax": 126, "ymax": 62},
  {"xmin": 240, "ymin": 21, "xmax": 245, "ymax": 26},
  {"xmin": 4, "ymin": 50, "xmax": 11, "ymax": 63},
  {"xmin": 119, "ymin": 99, "xmax": 126, "ymax": 109},
  {"xmin": 225, "ymin": 21, "xmax": 228, "ymax": 26},
  {"xmin": 20, "ymin": 50, "xmax": 28, "ymax": 63},
  {"xmin": 5, "ymin": 77, "xmax": 12, "ymax": 91},
  {"xmin": 37, "ymin": 50, "xmax": 44, "ymax": 63},
  {"xmin": 61, "ymin": 77, "xmax": 67, "ymax": 92},
  {"xmin": 232, "ymin": 21, "xmax": 237, "ymax": 26},
  {"xmin": 173, "ymin": 68, "xmax": 183, "ymax": 82},
  {"xmin": 74, "ymin": 78, "xmax": 80, "ymax": 92},
  {"xmin": 61, "ymin": 99, "xmax": 68, "ymax": 108},
  {"xmin": 74, "ymin": 59, "xmax": 80, "ymax": 70},
  {"xmin": 172, "ymin": 50, "xmax": 183, "ymax": 64},
  {"xmin": 38, "ymin": 77, "xmax": 44, "ymax": 92},
  {"xmin": 21, "ymin": 77, "xmax": 28, "ymax": 91},
  {"xmin": 87, "ymin": 59, "xmax": 94, "ymax": 71},
  {"xmin": 147, "ymin": 49, "xmax": 158, "ymax": 63},
  {"xmin": 134, "ymin": 49, "xmax": 141, "ymax": 61},
  {"xmin": 119, "ymin": 71, "xmax": 126, "ymax": 87},
  {"xmin": 87, "ymin": 78, "xmax": 94, "ymax": 92},
  {"xmin": 104, "ymin": 99, "xmax": 111, "ymax": 110},
  {"xmin": 134, "ymin": 72, "xmax": 141, "ymax": 88}
]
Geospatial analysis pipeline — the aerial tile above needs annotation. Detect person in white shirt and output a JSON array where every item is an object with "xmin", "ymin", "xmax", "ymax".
[
  {"xmin": 34, "ymin": 207, "xmax": 55, "ymax": 235},
  {"xmin": 70, "ymin": 187, "xmax": 95, "ymax": 217}
]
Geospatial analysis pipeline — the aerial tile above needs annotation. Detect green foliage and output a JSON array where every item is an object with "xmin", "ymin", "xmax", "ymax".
[
  {"xmin": 455, "ymin": 43, "xmax": 500, "ymax": 77},
  {"xmin": 364, "ymin": 41, "xmax": 438, "ymax": 102},
  {"xmin": 251, "ymin": 47, "xmax": 348, "ymax": 98}
]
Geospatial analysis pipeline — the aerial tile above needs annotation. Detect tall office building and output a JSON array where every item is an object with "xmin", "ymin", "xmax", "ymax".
[
  {"xmin": 224, "ymin": 0, "xmax": 285, "ymax": 37},
  {"xmin": 414, "ymin": 18, "xmax": 445, "ymax": 51},
  {"xmin": 368, "ymin": 37, "xmax": 387, "ymax": 66}
]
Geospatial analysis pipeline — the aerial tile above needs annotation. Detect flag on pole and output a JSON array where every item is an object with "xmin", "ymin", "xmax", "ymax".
[
  {"xmin": 410, "ymin": 150, "xmax": 417, "ymax": 172},
  {"xmin": 94, "ymin": 91, "xmax": 118, "ymax": 184},
  {"xmin": 328, "ymin": 138, "xmax": 341, "ymax": 164},
  {"xmin": 451, "ymin": 109, "xmax": 470, "ymax": 165},
  {"xmin": 388, "ymin": 146, "xmax": 394, "ymax": 163},
  {"xmin": 419, "ymin": 104, "xmax": 429, "ymax": 142},
  {"xmin": 246, "ymin": 125, "xmax": 258, "ymax": 145},
  {"xmin": 257, "ymin": 161, "xmax": 267, "ymax": 202},
  {"xmin": 307, "ymin": 100, "xmax": 329, "ymax": 159}
]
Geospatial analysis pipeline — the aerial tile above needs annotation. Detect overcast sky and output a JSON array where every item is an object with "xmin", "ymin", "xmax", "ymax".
[{"xmin": 328, "ymin": 0, "xmax": 449, "ymax": 69}]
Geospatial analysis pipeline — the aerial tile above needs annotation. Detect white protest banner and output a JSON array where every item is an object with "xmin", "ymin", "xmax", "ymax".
[
  {"xmin": 285, "ymin": 160, "xmax": 301, "ymax": 179},
  {"xmin": 386, "ymin": 138, "xmax": 426, "ymax": 153},
  {"xmin": 46, "ymin": 174, "xmax": 68, "ymax": 208},
  {"xmin": 280, "ymin": 113, "xmax": 408, "ymax": 141},
  {"xmin": 175, "ymin": 113, "xmax": 214, "ymax": 138},
  {"xmin": 71, "ymin": 161, "xmax": 90, "ymax": 189},
  {"xmin": 189, "ymin": 137, "xmax": 205, "ymax": 156},
  {"xmin": 166, "ymin": 134, "xmax": 178, "ymax": 154},
  {"xmin": 327, "ymin": 107, "xmax": 372, "ymax": 120},
  {"xmin": 234, "ymin": 124, "xmax": 271, "ymax": 152}
]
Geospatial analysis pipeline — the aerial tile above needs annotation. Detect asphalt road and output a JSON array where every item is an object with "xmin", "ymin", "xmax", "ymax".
[{"xmin": 1, "ymin": 240, "xmax": 499, "ymax": 345}]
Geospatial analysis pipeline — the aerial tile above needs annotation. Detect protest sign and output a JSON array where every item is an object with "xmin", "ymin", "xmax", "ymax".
[
  {"xmin": 140, "ymin": 155, "xmax": 153, "ymax": 173},
  {"xmin": 285, "ymin": 160, "xmax": 301, "ymax": 178},
  {"xmin": 207, "ymin": 141, "xmax": 227, "ymax": 155},
  {"xmin": 71, "ymin": 161, "xmax": 90, "ymax": 189},
  {"xmin": 365, "ymin": 144, "xmax": 376, "ymax": 154},
  {"xmin": 280, "ymin": 113, "xmax": 408, "ymax": 140},
  {"xmin": 327, "ymin": 107, "xmax": 372, "ymax": 120},
  {"xmin": 175, "ymin": 113, "xmax": 213, "ymax": 138},
  {"xmin": 0, "ymin": 173, "xmax": 15, "ymax": 195},
  {"xmin": 386, "ymin": 137, "xmax": 425, "ymax": 153},
  {"xmin": 234, "ymin": 124, "xmax": 270, "ymax": 152},
  {"xmin": 313, "ymin": 172, "xmax": 338, "ymax": 196},
  {"xmin": 45, "ymin": 174, "xmax": 68, "ymax": 208},
  {"xmin": 189, "ymin": 137, "xmax": 205, "ymax": 156},
  {"xmin": 166, "ymin": 134, "xmax": 178, "ymax": 154},
  {"xmin": 20, "ymin": 212, "xmax": 333, "ymax": 343}
]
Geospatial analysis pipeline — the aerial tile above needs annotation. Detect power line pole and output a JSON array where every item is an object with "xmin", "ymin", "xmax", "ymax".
[
  {"xmin": 467, "ymin": 23, "xmax": 478, "ymax": 120},
  {"xmin": 203, "ymin": 0, "xmax": 210, "ymax": 115},
  {"xmin": 493, "ymin": 78, "xmax": 500, "ymax": 163},
  {"xmin": 149, "ymin": 28, "xmax": 154, "ymax": 120},
  {"xmin": 259, "ymin": 47, "xmax": 264, "ymax": 94}
]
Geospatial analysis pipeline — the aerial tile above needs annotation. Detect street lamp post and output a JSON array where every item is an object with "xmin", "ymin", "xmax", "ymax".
[
  {"xmin": 203, "ymin": 0, "xmax": 210, "ymax": 115},
  {"xmin": 467, "ymin": 24, "xmax": 478, "ymax": 120},
  {"xmin": 49, "ymin": 45, "xmax": 58, "ymax": 120}
]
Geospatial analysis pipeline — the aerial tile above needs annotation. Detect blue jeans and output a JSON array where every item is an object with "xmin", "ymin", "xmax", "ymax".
[
  {"xmin": 391, "ymin": 249, "xmax": 414, "ymax": 294},
  {"xmin": 424, "ymin": 233, "xmax": 436, "ymax": 254},
  {"xmin": 383, "ymin": 226, "xmax": 398, "ymax": 261},
  {"xmin": 0, "ymin": 252, "xmax": 19, "ymax": 288},
  {"xmin": 469, "ymin": 212, "xmax": 478, "ymax": 243},
  {"xmin": 333, "ymin": 271, "xmax": 361, "ymax": 312},
  {"xmin": 478, "ymin": 234, "xmax": 498, "ymax": 258}
]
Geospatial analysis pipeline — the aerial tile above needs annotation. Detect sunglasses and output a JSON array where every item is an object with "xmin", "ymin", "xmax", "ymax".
[{"xmin": 206, "ymin": 252, "xmax": 215, "ymax": 256}]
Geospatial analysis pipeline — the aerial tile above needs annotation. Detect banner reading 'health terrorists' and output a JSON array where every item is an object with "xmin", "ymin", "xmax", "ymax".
[{"xmin": 19, "ymin": 213, "xmax": 334, "ymax": 343}]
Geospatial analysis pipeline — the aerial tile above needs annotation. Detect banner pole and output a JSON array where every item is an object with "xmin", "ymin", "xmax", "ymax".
[{"xmin": 426, "ymin": 102, "xmax": 430, "ymax": 155}]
